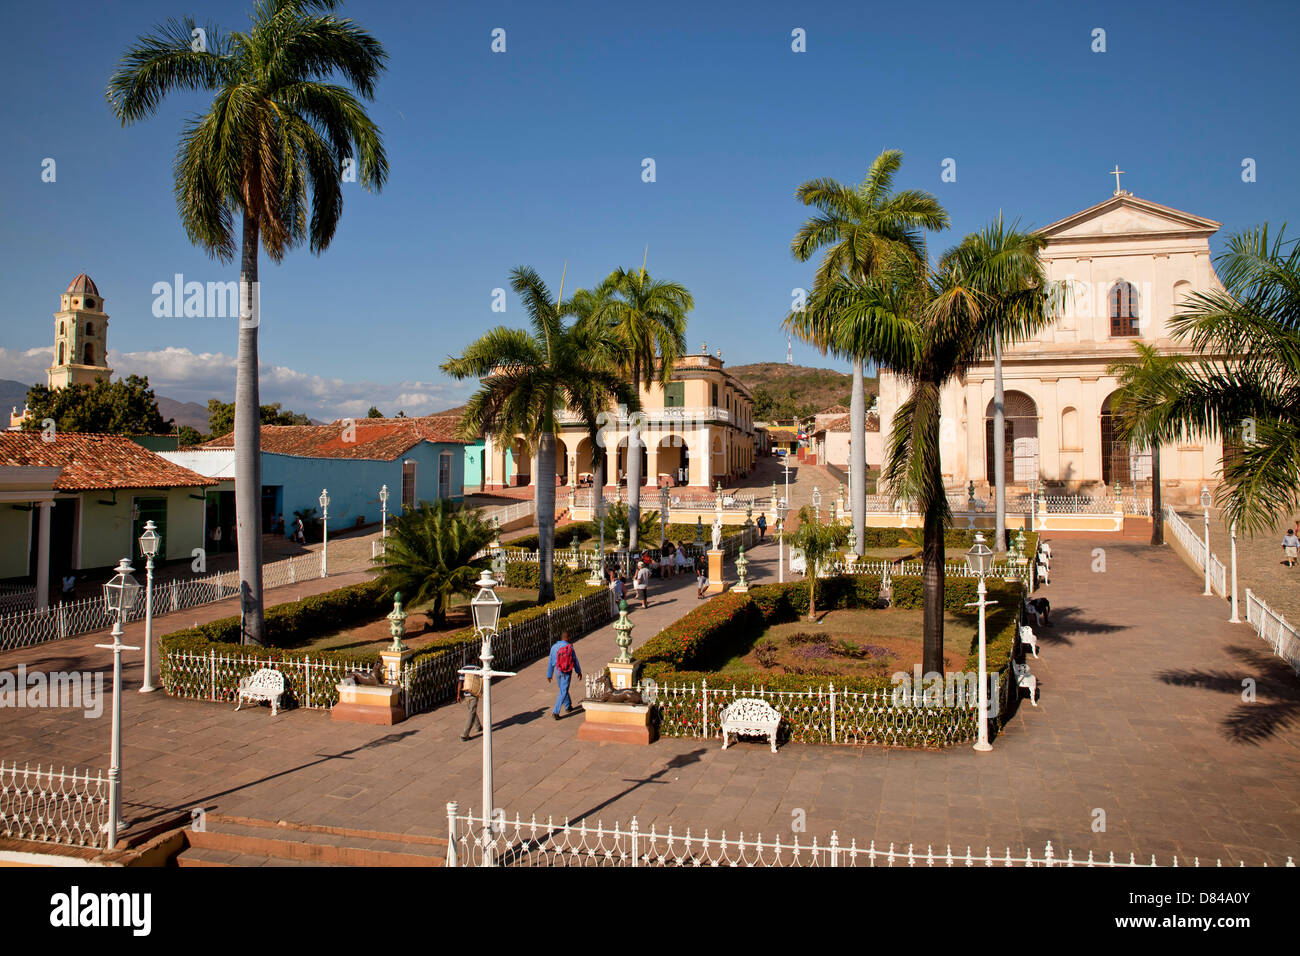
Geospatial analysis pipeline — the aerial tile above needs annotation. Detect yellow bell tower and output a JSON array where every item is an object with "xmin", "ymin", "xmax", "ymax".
[{"xmin": 48, "ymin": 273, "xmax": 113, "ymax": 389}]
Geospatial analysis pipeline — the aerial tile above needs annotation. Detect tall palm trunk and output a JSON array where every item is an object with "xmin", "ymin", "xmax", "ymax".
[
  {"xmin": 993, "ymin": 340, "xmax": 1006, "ymax": 550},
  {"xmin": 850, "ymin": 359, "xmax": 866, "ymax": 554},
  {"xmin": 536, "ymin": 431, "xmax": 557, "ymax": 603},
  {"xmin": 590, "ymin": 427, "xmax": 605, "ymax": 559},
  {"xmin": 627, "ymin": 358, "xmax": 642, "ymax": 552},
  {"xmin": 921, "ymin": 503, "xmax": 946, "ymax": 674},
  {"xmin": 1150, "ymin": 442, "xmax": 1163, "ymax": 546},
  {"xmin": 236, "ymin": 209, "xmax": 265, "ymax": 645}
]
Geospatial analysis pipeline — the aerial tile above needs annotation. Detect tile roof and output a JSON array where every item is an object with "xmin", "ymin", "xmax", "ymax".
[
  {"xmin": 65, "ymin": 273, "xmax": 100, "ymax": 296},
  {"xmin": 204, "ymin": 416, "xmax": 467, "ymax": 460},
  {"xmin": 816, "ymin": 404, "xmax": 851, "ymax": 417},
  {"xmin": 0, "ymin": 432, "xmax": 215, "ymax": 491},
  {"xmin": 814, "ymin": 412, "xmax": 879, "ymax": 434}
]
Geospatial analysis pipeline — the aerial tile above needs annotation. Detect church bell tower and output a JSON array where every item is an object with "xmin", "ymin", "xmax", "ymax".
[{"xmin": 48, "ymin": 273, "xmax": 113, "ymax": 389}]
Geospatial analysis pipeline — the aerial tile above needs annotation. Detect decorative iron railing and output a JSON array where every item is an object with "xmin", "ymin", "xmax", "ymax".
[
  {"xmin": 0, "ymin": 761, "xmax": 110, "ymax": 849},
  {"xmin": 1245, "ymin": 588, "xmax": 1299, "ymax": 675},
  {"xmin": 445, "ymin": 807, "xmax": 1295, "ymax": 868},
  {"xmin": 1163, "ymin": 506, "xmax": 1227, "ymax": 597}
]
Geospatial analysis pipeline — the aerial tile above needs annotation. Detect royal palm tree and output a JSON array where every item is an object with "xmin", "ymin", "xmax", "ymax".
[
  {"xmin": 1106, "ymin": 225, "xmax": 1300, "ymax": 533},
  {"xmin": 800, "ymin": 223, "xmax": 1056, "ymax": 672},
  {"xmin": 944, "ymin": 216, "xmax": 1059, "ymax": 548},
  {"xmin": 1107, "ymin": 343, "xmax": 1175, "ymax": 546},
  {"xmin": 108, "ymin": 1, "xmax": 388, "ymax": 645},
  {"xmin": 788, "ymin": 149, "xmax": 948, "ymax": 556},
  {"xmin": 371, "ymin": 500, "xmax": 496, "ymax": 627},
  {"xmin": 442, "ymin": 267, "xmax": 634, "ymax": 603},
  {"xmin": 591, "ymin": 267, "xmax": 692, "ymax": 552}
]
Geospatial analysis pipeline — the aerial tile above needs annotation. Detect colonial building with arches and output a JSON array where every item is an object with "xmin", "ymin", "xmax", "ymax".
[
  {"xmin": 877, "ymin": 190, "xmax": 1229, "ymax": 506},
  {"xmin": 482, "ymin": 350, "xmax": 757, "ymax": 490}
]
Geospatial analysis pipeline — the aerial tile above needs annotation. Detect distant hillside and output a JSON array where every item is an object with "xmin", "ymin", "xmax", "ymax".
[
  {"xmin": 155, "ymin": 396, "xmax": 211, "ymax": 431},
  {"xmin": 0, "ymin": 380, "xmax": 28, "ymax": 416},
  {"xmin": 728, "ymin": 363, "xmax": 877, "ymax": 420}
]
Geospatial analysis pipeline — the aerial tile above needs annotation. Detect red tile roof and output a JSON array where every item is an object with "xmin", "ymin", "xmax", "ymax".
[
  {"xmin": 65, "ymin": 273, "xmax": 100, "ymax": 296},
  {"xmin": 204, "ymin": 416, "xmax": 467, "ymax": 460},
  {"xmin": 0, "ymin": 433, "xmax": 215, "ymax": 491}
]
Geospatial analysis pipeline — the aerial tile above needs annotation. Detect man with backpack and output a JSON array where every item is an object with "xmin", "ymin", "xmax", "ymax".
[
  {"xmin": 546, "ymin": 630, "xmax": 582, "ymax": 719},
  {"xmin": 459, "ymin": 668, "xmax": 483, "ymax": 741}
]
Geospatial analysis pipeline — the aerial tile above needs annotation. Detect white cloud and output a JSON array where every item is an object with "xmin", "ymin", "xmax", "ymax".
[{"xmin": 0, "ymin": 345, "xmax": 470, "ymax": 419}]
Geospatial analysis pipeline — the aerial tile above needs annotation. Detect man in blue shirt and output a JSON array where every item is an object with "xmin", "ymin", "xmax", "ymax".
[{"xmin": 546, "ymin": 630, "xmax": 582, "ymax": 719}]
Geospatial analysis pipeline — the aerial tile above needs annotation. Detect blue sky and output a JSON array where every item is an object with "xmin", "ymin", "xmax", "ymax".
[{"xmin": 1, "ymin": 0, "xmax": 1296, "ymax": 418}]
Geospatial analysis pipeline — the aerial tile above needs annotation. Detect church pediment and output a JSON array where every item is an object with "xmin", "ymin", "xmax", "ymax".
[{"xmin": 1041, "ymin": 193, "xmax": 1220, "ymax": 243}]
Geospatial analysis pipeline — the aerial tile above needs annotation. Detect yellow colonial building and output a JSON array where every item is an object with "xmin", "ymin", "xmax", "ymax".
[{"xmin": 484, "ymin": 349, "xmax": 757, "ymax": 490}]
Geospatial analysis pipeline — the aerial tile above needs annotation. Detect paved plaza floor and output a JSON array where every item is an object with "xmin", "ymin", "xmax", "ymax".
[{"xmin": 1, "ymin": 532, "xmax": 1297, "ymax": 865}]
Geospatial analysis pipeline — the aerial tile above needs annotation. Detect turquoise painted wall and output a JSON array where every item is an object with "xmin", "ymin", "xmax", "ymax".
[
  {"xmin": 264, "ymin": 441, "xmax": 465, "ymax": 532},
  {"xmin": 464, "ymin": 441, "xmax": 484, "ymax": 490}
]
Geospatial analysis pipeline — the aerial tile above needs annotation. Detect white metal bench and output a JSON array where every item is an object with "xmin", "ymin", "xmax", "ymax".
[
  {"xmin": 1012, "ymin": 661, "xmax": 1038, "ymax": 706},
  {"xmin": 236, "ymin": 667, "xmax": 285, "ymax": 716},
  {"xmin": 720, "ymin": 698, "xmax": 781, "ymax": 753},
  {"xmin": 1018, "ymin": 624, "xmax": 1040, "ymax": 659}
]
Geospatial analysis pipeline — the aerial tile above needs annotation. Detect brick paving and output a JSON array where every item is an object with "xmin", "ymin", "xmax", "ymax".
[{"xmin": 2, "ymin": 532, "xmax": 1298, "ymax": 864}]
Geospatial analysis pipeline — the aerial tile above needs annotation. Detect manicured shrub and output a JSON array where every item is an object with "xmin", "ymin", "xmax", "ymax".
[{"xmin": 502, "ymin": 561, "xmax": 587, "ymax": 595}]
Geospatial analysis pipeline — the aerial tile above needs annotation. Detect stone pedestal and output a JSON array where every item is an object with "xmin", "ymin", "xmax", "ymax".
[
  {"xmin": 577, "ymin": 700, "xmax": 657, "ymax": 745},
  {"xmin": 608, "ymin": 659, "xmax": 641, "ymax": 690},
  {"xmin": 332, "ymin": 683, "xmax": 406, "ymax": 725},
  {"xmin": 380, "ymin": 646, "xmax": 414, "ymax": 685},
  {"xmin": 706, "ymin": 548, "xmax": 725, "ymax": 595}
]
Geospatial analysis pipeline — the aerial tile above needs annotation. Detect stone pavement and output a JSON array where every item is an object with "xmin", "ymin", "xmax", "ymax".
[{"xmin": 2, "ymin": 533, "xmax": 1297, "ymax": 864}]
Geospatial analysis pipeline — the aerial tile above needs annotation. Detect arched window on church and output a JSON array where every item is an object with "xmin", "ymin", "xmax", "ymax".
[
  {"xmin": 1100, "ymin": 392, "xmax": 1151, "ymax": 485},
  {"xmin": 1109, "ymin": 281, "xmax": 1140, "ymax": 337},
  {"xmin": 58, "ymin": 343, "xmax": 65, "ymax": 365},
  {"xmin": 985, "ymin": 391, "xmax": 1039, "ymax": 484},
  {"xmin": 85, "ymin": 321, "xmax": 94, "ymax": 336},
  {"xmin": 83, "ymin": 343, "xmax": 94, "ymax": 365}
]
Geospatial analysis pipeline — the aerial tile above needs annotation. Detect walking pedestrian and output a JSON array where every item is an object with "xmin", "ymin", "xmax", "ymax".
[
  {"xmin": 1283, "ymin": 528, "xmax": 1299, "ymax": 567},
  {"xmin": 458, "ymin": 668, "xmax": 483, "ymax": 740},
  {"xmin": 757, "ymin": 513, "xmax": 768, "ymax": 539},
  {"xmin": 294, "ymin": 516, "xmax": 305, "ymax": 544},
  {"xmin": 546, "ymin": 631, "xmax": 582, "ymax": 718},
  {"xmin": 60, "ymin": 573, "xmax": 76, "ymax": 603},
  {"xmin": 696, "ymin": 557, "xmax": 707, "ymax": 599},
  {"xmin": 634, "ymin": 559, "xmax": 652, "ymax": 608}
]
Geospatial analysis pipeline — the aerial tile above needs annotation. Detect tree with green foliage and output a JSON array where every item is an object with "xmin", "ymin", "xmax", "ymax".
[
  {"xmin": 177, "ymin": 425, "xmax": 206, "ymax": 447},
  {"xmin": 109, "ymin": 0, "xmax": 389, "ymax": 646},
  {"xmin": 585, "ymin": 267, "xmax": 692, "ymax": 552},
  {"xmin": 788, "ymin": 149, "xmax": 949, "ymax": 559},
  {"xmin": 1106, "ymin": 224, "xmax": 1300, "ymax": 533},
  {"xmin": 23, "ymin": 375, "xmax": 171, "ymax": 435},
  {"xmin": 442, "ymin": 266, "xmax": 634, "ymax": 603},
  {"xmin": 366, "ymin": 406, "xmax": 384, "ymax": 418},
  {"xmin": 370, "ymin": 500, "xmax": 496, "ymax": 627},
  {"xmin": 206, "ymin": 399, "xmax": 312, "ymax": 438},
  {"xmin": 790, "ymin": 505, "xmax": 841, "ymax": 621}
]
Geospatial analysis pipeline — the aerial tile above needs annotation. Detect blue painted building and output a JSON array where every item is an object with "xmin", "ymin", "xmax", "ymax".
[{"xmin": 164, "ymin": 417, "xmax": 466, "ymax": 538}]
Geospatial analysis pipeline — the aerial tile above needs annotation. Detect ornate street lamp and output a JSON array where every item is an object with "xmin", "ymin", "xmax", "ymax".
[
  {"xmin": 319, "ymin": 489, "xmax": 331, "ymax": 579},
  {"xmin": 1200, "ymin": 485, "xmax": 1213, "ymax": 596},
  {"xmin": 964, "ymin": 533, "xmax": 996, "ymax": 753},
  {"xmin": 811, "ymin": 486, "xmax": 822, "ymax": 523},
  {"xmin": 491, "ymin": 549, "xmax": 507, "ymax": 587},
  {"xmin": 98, "ymin": 558, "xmax": 141, "ymax": 849},
  {"xmin": 379, "ymin": 484, "xmax": 390, "ymax": 543},
  {"xmin": 137, "ymin": 520, "xmax": 160, "ymax": 694},
  {"xmin": 659, "ymin": 485, "xmax": 670, "ymax": 554},
  {"xmin": 461, "ymin": 569, "xmax": 515, "ymax": 865}
]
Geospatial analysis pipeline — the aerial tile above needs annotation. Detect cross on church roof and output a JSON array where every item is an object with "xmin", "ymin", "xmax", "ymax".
[{"xmin": 1109, "ymin": 165, "xmax": 1125, "ymax": 195}]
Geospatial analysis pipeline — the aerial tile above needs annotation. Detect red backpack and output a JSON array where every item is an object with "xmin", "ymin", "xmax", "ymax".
[{"xmin": 556, "ymin": 643, "xmax": 575, "ymax": 675}]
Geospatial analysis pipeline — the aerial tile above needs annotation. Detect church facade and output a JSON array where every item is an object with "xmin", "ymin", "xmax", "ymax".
[
  {"xmin": 48, "ymin": 273, "xmax": 114, "ymax": 389},
  {"xmin": 877, "ymin": 190, "xmax": 1230, "ymax": 507}
]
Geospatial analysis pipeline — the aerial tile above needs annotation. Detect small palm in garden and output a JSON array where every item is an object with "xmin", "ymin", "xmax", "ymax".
[
  {"xmin": 790, "ymin": 505, "xmax": 841, "ymax": 621},
  {"xmin": 371, "ymin": 500, "xmax": 495, "ymax": 627}
]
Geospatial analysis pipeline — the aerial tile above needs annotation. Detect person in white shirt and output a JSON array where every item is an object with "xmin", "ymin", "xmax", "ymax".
[{"xmin": 634, "ymin": 561, "xmax": 651, "ymax": 608}]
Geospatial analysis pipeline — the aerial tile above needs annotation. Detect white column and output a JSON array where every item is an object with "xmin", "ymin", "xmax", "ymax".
[{"xmin": 35, "ymin": 500, "xmax": 52, "ymax": 610}]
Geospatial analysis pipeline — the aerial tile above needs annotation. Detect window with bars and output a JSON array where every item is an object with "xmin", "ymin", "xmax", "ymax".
[
  {"xmin": 1109, "ymin": 281, "xmax": 1140, "ymax": 336},
  {"xmin": 402, "ymin": 460, "xmax": 417, "ymax": 508},
  {"xmin": 439, "ymin": 453, "xmax": 451, "ymax": 499}
]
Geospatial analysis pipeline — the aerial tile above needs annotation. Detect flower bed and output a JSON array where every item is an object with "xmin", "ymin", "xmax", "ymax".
[{"xmin": 629, "ymin": 574, "xmax": 1025, "ymax": 748}]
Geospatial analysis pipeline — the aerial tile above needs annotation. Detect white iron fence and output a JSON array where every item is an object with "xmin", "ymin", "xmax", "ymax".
[
  {"xmin": 1163, "ymin": 506, "xmax": 1227, "ymax": 597},
  {"xmin": 0, "ymin": 550, "xmax": 348, "ymax": 653},
  {"xmin": 1245, "ymin": 588, "xmax": 1300, "ymax": 675},
  {"xmin": 445, "ymin": 807, "xmax": 1294, "ymax": 868},
  {"xmin": 0, "ymin": 761, "xmax": 110, "ymax": 849}
]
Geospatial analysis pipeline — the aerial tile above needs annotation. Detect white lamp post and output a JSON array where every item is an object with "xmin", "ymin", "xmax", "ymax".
[
  {"xmin": 659, "ymin": 485, "xmax": 670, "ymax": 554},
  {"xmin": 1200, "ymin": 485, "xmax": 1212, "ymax": 596},
  {"xmin": 319, "ymin": 489, "xmax": 331, "ymax": 579},
  {"xmin": 776, "ymin": 497, "xmax": 789, "ymax": 584},
  {"xmin": 1229, "ymin": 520, "xmax": 1240, "ymax": 623},
  {"xmin": 137, "ymin": 521, "xmax": 160, "ymax": 693},
  {"xmin": 460, "ymin": 569, "xmax": 515, "ymax": 865},
  {"xmin": 379, "ymin": 484, "xmax": 389, "ymax": 544},
  {"xmin": 781, "ymin": 456, "xmax": 793, "ymax": 508},
  {"xmin": 811, "ymin": 486, "xmax": 822, "ymax": 523},
  {"xmin": 964, "ymin": 533, "xmax": 996, "ymax": 753},
  {"xmin": 98, "ymin": 559, "xmax": 141, "ymax": 849}
]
